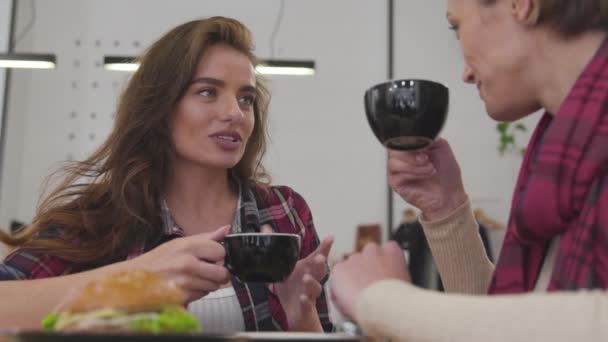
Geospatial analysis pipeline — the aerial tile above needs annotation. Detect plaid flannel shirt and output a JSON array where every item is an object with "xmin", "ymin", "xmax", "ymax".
[
  {"xmin": 489, "ymin": 36, "xmax": 608, "ymax": 294},
  {"xmin": 0, "ymin": 182, "xmax": 332, "ymax": 332}
]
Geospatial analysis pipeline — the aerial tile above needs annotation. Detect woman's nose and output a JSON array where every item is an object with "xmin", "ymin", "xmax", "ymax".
[
  {"xmin": 221, "ymin": 98, "xmax": 244, "ymax": 122},
  {"xmin": 462, "ymin": 64, "xmax": 475, "ymax": 84}
]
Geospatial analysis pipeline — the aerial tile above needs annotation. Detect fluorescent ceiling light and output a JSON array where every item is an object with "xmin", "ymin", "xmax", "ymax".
[
  {"xmin": 104, "ymin": 56, "xmax": 139, "ymax": 72},
  {"xmin": 255, "ymin": 60, "xmax": 315, "ymax": 76},
  {"xmin": 0, "ymin": 53, "xmax": 56, "ymax": 69},
  {"xmin": 104, "ymin": 56, "xmax": 315, "ymax": 76}
]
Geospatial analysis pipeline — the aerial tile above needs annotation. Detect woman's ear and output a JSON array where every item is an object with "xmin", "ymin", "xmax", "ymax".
[{"xmin": 511, "ymin": 0, "xmax": 540, "ymax": 25}]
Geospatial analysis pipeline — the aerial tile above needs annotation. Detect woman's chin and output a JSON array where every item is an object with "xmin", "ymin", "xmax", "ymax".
[
  {"xmin": 485, "ymin": 104, "xmax": 536, "ymax": 122},
  {"xmin": 214, "ymin": 158, "xmax": 242, "ymax": 171},
  {"xmin": 181, "ymin": 157, "xmax": 240, "ymax": 172}
]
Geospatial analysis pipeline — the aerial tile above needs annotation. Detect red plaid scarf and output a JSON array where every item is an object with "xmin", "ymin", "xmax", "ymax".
[{"xmin": 489, "ymin": 37, "xmax": 608, "ymax": 294}]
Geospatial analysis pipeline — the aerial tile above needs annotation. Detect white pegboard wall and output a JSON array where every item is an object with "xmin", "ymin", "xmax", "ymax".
[{"xmin": 64, "ymin": 37, "xmax": 139, "ymax": 162}]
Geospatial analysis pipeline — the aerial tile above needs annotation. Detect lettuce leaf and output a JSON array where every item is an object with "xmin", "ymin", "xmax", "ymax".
[
  {"xmin": 42, "ymin": 313, "xmax": 59, "ymax": 331},
  {"xmin": 45, "ymin": 308, "xmax": 126, "ymax": 331},
  {"xmin": 128, "ymin": 306, "xmax": 201, "ymax": 334},
  {"xmin": 41, "ymin": 306, "xmax": 199, "ymax": 334}
]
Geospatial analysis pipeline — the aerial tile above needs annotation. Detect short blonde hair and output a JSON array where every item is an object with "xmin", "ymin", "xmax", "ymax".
[{"xmin": 482, "ymin": 0, "xmax": 608, "ymax": 37}]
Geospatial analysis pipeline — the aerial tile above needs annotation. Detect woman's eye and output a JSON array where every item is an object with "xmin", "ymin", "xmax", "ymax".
[
  {"xmin": 239, "ymin": 95, "xmax": 255, "ymax": 105},
  {"xmin": 198, "ymin": 88, "xmax": 215, "ymax": 97}
]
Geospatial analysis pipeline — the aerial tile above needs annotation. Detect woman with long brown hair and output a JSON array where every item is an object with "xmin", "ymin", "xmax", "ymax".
[{"xmin": 0, "ymin": 16, "xmax": 333, "ymax": 333}]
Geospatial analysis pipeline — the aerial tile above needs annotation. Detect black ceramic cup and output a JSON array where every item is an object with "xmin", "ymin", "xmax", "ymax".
[
  {"xmin": 223, "ymin": 233, "xmax": 301, "ymax": 283},
  {"xmin": 364, "ymin": 79, "xmax": 449, "ymax": 150}
]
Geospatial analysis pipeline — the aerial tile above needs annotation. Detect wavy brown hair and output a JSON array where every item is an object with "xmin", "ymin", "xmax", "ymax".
[{"xmin": 1, "ymin": 17, "xmax": 271, "ymax": 264}]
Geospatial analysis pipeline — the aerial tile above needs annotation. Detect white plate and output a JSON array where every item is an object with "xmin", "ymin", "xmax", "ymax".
[{"xmin": 233, "ymin": 332, "xmax": 360, "ymax": 340}]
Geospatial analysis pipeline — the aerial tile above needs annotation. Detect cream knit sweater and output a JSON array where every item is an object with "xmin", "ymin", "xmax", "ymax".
[{"xmin": 355, "ymin": 201, "xmax": 608, "ymax": 341}]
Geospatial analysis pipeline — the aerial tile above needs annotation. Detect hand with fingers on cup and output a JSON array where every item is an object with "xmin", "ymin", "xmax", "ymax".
[
  {"xmin": 259, "ymin": 224, "xmax": 335, "ymax": 331},
  {"xmin": 115, "ymin": 225, "xmax": 231, "ymax": 303},
  {"xmin": 388, "ymin": 138, "xmax": 468, "ymax": 221}
]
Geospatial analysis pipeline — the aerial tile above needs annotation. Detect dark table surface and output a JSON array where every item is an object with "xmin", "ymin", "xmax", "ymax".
[{"xmin": 0, "ymin": 330, "xmax": 367, "ymax": 342}]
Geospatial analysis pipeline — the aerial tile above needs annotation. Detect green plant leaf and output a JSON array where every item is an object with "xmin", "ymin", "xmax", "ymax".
[
  {"xmin": 496, "ymin": 122, "xmax": 509, "ymax": 133},
  {"xmin": 500, "ymin": 135, "xmax": 515, "ymax": 145},
  {"xmin": 514, "ymin": 123, "xmax": 527, "ymax": 132},
  {"xmin": 496, "ymin": 121, "xmax": 527, "ymax": 158}
]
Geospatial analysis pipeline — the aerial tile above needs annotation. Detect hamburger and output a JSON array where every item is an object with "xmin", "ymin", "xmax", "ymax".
[{"xmin": 42, "ymin": 270, "xmax": 201, "ymax": 334}]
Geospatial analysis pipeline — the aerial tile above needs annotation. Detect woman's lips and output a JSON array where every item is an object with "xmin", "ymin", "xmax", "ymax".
[{"xmin": 211, "ymin": 134, "xmax": 241, "ymax": 151}]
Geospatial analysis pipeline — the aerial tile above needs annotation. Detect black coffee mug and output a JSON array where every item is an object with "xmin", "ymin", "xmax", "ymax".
[
  {"xmin": 223, "ymin": 233, "xmax": 301, "ymax": 283},
  {"xmin": 364, "ymin": 79, "xmax": 449, "ymax": 150}
]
